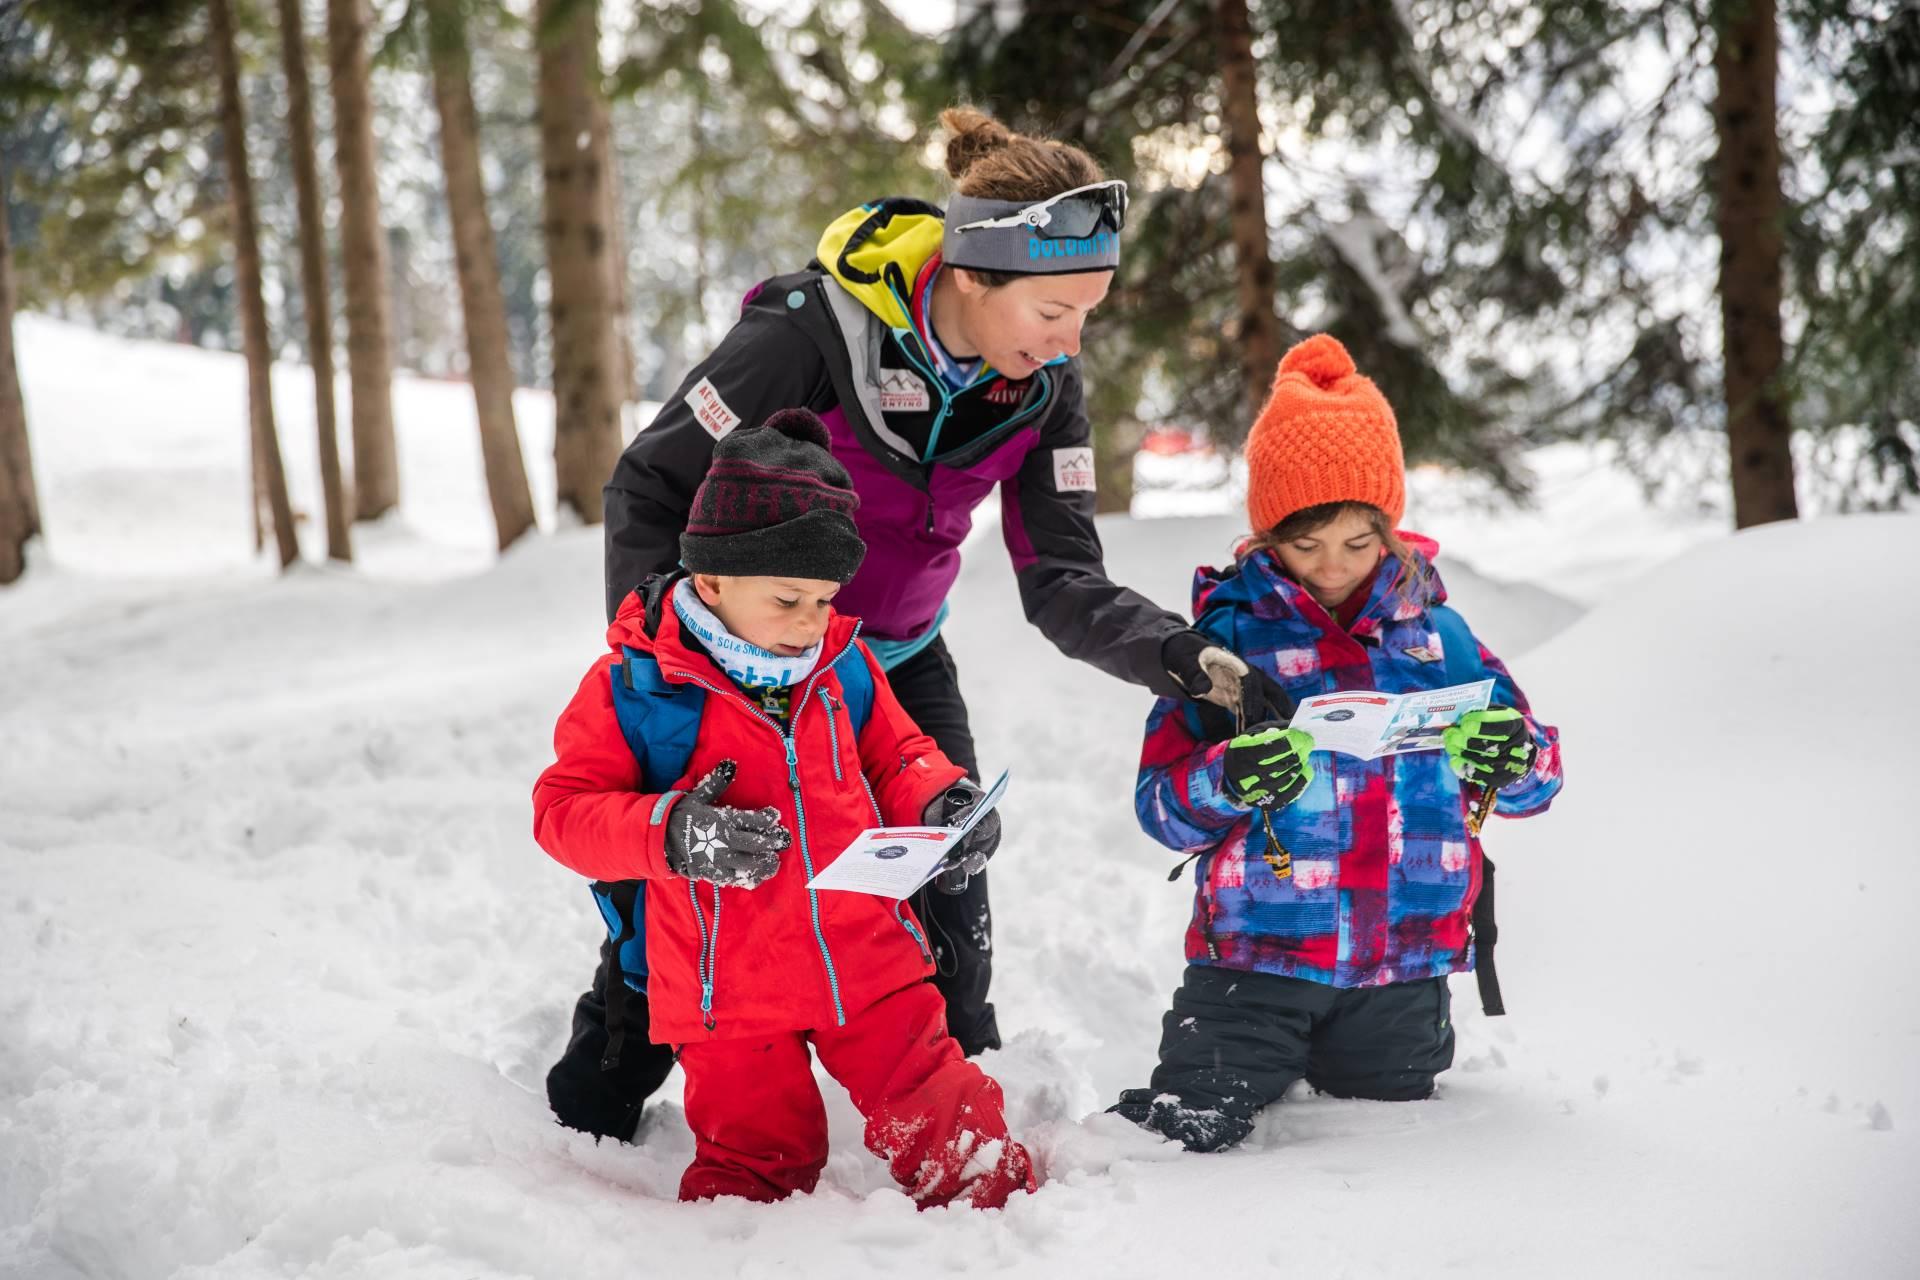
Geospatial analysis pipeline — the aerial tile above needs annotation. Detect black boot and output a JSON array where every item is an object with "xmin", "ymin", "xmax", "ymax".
[
  {"xmin": 912, "ymin": 869, "xmax": 1001, "ymax": 1055},
  {"xmin": 545, "ymin": 944, "xmax": 673, "ymax": 1142},
  {"xmin": 1108, "ymin": 1088, "xmax": 1255, "ymax": 1153}
]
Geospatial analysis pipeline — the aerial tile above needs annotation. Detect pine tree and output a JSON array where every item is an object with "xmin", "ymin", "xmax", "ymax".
[
  {"xmin": 0, "ymin": 163, "xmax": 39, "ymax": 585},
  {"xmin": 328, "ymin": 0, "xmax": 401, "ymax": 521},
  {"xmin": 537, "ymin": 0, "xmax": 620, "ymax": 525},
  {"xmin": 275, "ymin": 0, "xmax": 353, "ymax": 561},
  {"xmin": 943, "ymin": 0, "xmax": 1537, "ymax": 483},
  {"xmin": 946, "ymin": 0, "xmax": 1917, "ymax": 516},
  {"xmin": 1790, "ymin": 0, "xmax": 1920, "ymax": 505},
  {"xmin": 211, "ymin": 0, "xmax": 300, "ymax": 568},
  {"xmin": 1215, "ymin": 0, "xmax": 1282, "ymax": 428},
  {"xmin": 1713, "ymin": 0, "xmax": 1798, "ymax": 527},
  {"xmin": 2, "ymin": 0, "xmax": 222, "ymax": 313},
  {"xmin": 419, "ymin": 0, "xmax": 537, "ymax": 549},
  {"xmin": 608, "ymin": 0, "xmax": 944, "ymax": 393}
]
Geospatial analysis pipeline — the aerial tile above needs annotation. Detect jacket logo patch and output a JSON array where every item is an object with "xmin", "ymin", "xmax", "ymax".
[
  {"xmin": 685, "ymin": 376, "xmax": 741, "ymax": 440},
  {"xmin": 1402, "ymin": 645, "xmax": 1443, "ymax": 664},
  {"xmin": 1052, "ymin": 447, "xmax": 1096, "ymax": 493},
  {"xmin": 983, "ymin": 377, "xmax": 1025, "ymax": 406},
  {"xmin": 878, "ymin": 369, "xmax": 931, "ymax": 414}
]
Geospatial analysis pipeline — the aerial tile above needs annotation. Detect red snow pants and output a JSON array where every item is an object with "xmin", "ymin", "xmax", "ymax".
[{"xmin": 676, "ymin": 981, "xmax": 1037, "ymax": 1209}]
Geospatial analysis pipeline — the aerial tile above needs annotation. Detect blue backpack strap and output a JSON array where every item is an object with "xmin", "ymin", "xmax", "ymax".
[
  {"xmin": 1429, "ymin": 603, "xmax": 1485, "ymax": 685},
  {"xmin": 597, "ymin": 647, "xmax": 708, "ymax": 993},
  {"xmin": 830, "ymin": 640, "xmax": 876, "ymax": 735},
  {"xmin": 610, "ymin": 646, "xmax": 707, "ymax": 792}
]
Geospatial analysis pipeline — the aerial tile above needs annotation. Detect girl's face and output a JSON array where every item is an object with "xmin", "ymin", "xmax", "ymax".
[
  {"xmin": 1271, "ymin": 508, "xmax": 1387, "ymax": 610},
  {"xmin": 951, "ymin": 269, "xmax": 1112, "ymax": 377},
  {"xmin": 692, "ymin": 574, "xmax": 842, "ymax": 657}
]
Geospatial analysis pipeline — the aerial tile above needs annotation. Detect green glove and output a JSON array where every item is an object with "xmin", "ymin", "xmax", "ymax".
[
  {"xmin": 1443, "ymin": 707, "xmax": 1535, "ymax": 790},
  {"xmin": 1223, "ymin": 724, "xmax": 1316, "ymax": 810}
]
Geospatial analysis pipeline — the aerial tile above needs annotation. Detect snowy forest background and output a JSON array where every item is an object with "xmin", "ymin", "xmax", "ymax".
[
  {"xmin": 3, "ymin": 2, "xmax": 1919, "ymax": 1278},
  {"xmin": 2, "ymin": 0, "xmax": 1918, "ymax": 573}
]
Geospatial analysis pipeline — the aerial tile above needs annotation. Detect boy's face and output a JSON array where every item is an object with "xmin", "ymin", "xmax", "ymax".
[
  {"xmin": 1271, "ymin": 508, "xmax": 1386, "ymax": 610},
  {"xmin": 691, "ymin": 574, "xmax": 843, "ymax": 657}
]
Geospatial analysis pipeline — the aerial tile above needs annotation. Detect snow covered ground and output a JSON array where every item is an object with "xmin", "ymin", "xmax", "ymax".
[{"xmin": 3, "ymin": 316, "xmax": 1916, "ymax": 1278}]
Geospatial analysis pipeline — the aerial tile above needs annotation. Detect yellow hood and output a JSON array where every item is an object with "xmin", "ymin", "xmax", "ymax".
[{"xmin": 815, "ymin": 199, "xmax": 946, "ymax": 331}]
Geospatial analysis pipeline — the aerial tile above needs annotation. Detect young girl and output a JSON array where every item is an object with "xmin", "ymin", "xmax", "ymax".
[{"xmin": 1112, "ymin": 335, "xmax": 1564, "ymax": 1153}]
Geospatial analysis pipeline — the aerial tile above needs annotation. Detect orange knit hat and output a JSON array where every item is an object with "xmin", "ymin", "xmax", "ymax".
[{"xmin": 1244, "ymin": 334, "xmax": 1405, "ymax": 532}]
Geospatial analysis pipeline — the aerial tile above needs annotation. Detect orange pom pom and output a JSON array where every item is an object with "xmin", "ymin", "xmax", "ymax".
[{"xmin": 1277, "ymin": 334, "xmax": 1356, "ymax": 389}]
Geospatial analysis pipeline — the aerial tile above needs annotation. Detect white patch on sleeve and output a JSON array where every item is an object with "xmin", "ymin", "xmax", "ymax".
[
  {"xmin": 1051, "ymin": 446, "xmax": 1096, "ymax": 493},
  {"xmin": 684, "ymin": 377, "xmax": 742, "ymax": 440}
]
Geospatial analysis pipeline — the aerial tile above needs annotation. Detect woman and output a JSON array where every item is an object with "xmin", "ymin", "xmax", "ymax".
[{"xmin": 550, "ymin": 107, "xmax": 1259, "ymax": 1141}]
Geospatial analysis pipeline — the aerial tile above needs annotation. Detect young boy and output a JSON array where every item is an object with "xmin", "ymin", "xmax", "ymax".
[{"xmin": 532, "ymin": 408, "xmax": 1035, "ymax": 1208}]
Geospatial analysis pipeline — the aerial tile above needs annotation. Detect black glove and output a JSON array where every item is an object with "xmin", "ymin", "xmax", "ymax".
[
  {"xmin": 1162, "ymin": 630, "xmax": 1251, "ymax": 710},
  {"xmin": 922, "ymin": 778, "xmax": 1002, "ymax": 895},
  {"xmin": 1222, "ymin": 724, "xmax": 1315, "ymax": 811},
  {"xmin": 663, "ymin": 761, "xmax": 789, "ymax": 889},
  {"xmin": 1443, "ymin": 708, "xmax": 1535, "ymax": 791}
]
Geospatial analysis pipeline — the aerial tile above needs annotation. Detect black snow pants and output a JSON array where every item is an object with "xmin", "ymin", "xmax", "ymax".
[
  {"xmin": 545, "ymin": 635, "xmax": 1001, "ymax": 1141},
  {"xmin": 1111, "ymin": 964, "xmax": 1456, "ymax": 1153}
]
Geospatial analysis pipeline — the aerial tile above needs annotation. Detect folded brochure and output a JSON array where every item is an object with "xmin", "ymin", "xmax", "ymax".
[
  {"xmin": 1288, "ymin": 679, "xmax": 1494, "ymax": 760},
  {"xmin": 806, "ymin": 770, "xmax": 1010, "ymax": 898}
]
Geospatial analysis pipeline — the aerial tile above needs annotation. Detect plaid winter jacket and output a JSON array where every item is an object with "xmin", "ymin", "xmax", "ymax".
[{"xmin": 1135, "ymin": 538, "xmax": 1563, "ymax": 988}]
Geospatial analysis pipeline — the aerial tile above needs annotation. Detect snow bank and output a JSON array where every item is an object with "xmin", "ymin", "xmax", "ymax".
[{"xmin": 4, "ymin": 317, "xmax": 1914, "ymax": 1277}]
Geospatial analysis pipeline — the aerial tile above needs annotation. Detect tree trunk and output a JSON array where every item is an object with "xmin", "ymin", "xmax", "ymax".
[
  {"xmin": 537, "ymin": 0, "xmax": 619, "ymax": 524},
  {"xmin": 277, "ymin": 0, "xmax": 352, "ymax": 562},
  {"xmin": 0, "ymin": 165, "xmax": 41, "ymax": 585},
  {"xmin": 211, "ymin": 0, "xmax": 300, "ymax": 569},
  {"xmin": 594, "ymin": 92, "xmax": 636, "ymax": 411},
  {"xmin": 1713, "ymin": 0, "xmax": 1798, "ymax": 527},
  {"xmin": 427, "ymin": 0, "xmax": 537, "ymax": 551},
  {"xmin": 327, "ymin": 0, "xmax": 400, "ymax": 521},
  {"xmin": 1215, "ymin": 0, "xmax": 1281, "ymax": 448},
  {"xmin": 1087, "ymin": 371, "xmax": 1145, "ymax": 515}
]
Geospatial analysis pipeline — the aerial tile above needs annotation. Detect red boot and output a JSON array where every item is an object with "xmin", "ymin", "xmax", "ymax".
[{"xmin": 816, "ymin": 983, "xmax": 1038, "ymax": 1210}]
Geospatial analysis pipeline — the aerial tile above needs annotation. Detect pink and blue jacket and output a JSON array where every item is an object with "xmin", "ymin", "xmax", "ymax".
[{"xmin": 1136, "ymin": 539, "xmax": 1563, "ymax": 988}]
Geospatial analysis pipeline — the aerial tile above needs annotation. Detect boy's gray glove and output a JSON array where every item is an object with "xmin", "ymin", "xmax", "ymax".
[
  {"xmin": 922, "ymin": 778, "xmax": 1002, "ymax": 895},
  {"xmin": 664, "ymin": 761, "xmax": 789, "ymax": 889}
]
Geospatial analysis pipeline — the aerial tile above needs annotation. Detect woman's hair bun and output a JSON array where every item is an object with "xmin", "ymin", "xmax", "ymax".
[{"xmin": 940, "ymin": 106, "xmax": 1014, "ymax": 180}]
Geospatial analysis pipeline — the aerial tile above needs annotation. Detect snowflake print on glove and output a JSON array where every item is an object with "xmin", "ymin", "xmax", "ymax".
[{"xmin": 663, "ymin": 761, "xmax": 790, "ymax": 889}]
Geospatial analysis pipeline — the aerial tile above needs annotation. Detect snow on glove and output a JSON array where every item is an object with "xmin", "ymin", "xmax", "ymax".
[
  {"xmin": 1162, "ymin": 630, "xmax": 1251, "ymax": 711},
  {"xmin": 1443, "ymin": 707, "xmax": 1535, "ymax": 790},
  {"xmin": 1223, "ymin": 724, "xmax": 1315, "ymax": 810},
  {"xmin": 923, "ymin": 778, "xmax": 1003, "ymax": 896},
  {"xmin": 663, "ymin": 760, "xmax": 789, "ymax": 889}
]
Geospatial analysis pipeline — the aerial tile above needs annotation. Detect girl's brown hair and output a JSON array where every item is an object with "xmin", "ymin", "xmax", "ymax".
[
  {"xmin": 940, "ymin": 107, "xmax": 1106, "ymax": 287},
  {"xmin": 1238, "ymin": 501, "xmax": 1433, "ymax": 604}
]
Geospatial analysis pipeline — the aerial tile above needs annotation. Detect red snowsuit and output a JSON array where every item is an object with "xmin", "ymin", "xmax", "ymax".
[{"xmin": 533, "ymin": 590, "xmax": 1037, "ymax": 1208}]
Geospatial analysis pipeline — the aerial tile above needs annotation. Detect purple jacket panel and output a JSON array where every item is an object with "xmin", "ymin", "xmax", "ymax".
[{"xmin": 822, "ymin": 405, "xmax": 1033, "ymax": 642}]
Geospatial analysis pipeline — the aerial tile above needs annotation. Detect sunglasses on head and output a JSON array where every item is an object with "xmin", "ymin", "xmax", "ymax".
[{"xmin": 951, "ymin": 180, "xmax": 1129, "ymax": 240}]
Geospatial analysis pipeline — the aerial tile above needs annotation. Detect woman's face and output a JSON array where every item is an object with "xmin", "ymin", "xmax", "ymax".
[
  {"xmin": 1271, "ymin": 508, "xmax": 1387, "ymax": 610},
  {"xmin": 952, "ymin": 269, "xmax": 1113, "ymax": 377}
]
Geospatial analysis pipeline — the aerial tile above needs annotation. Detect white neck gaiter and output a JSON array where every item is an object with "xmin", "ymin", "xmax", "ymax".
[{"xmin": 672, "ymin": 577, "xmax": 822, "ymax": 691}]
